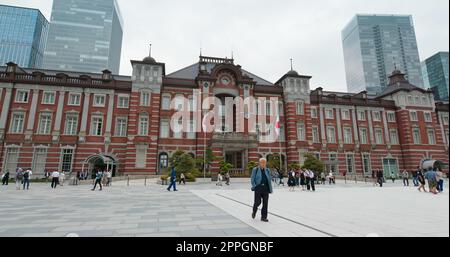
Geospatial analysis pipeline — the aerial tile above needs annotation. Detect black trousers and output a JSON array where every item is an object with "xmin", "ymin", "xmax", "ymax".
[
  {"xmin": 378, "ymin": 177, "xmax": 383, "ymax": 187},
  {"xmin": 93, "ymin": 179, "xmax": 102, "ymax": 190},
  {"xmin": 51, "ymin": 177, "xmax": 59, "ymax": 188},
  {"xmin": 2, "ymin": 177, "xmax": 8, "ymax": 185},
  {"xmin": 403, "ymin": 178, "xmax": 409, "ymax": 186},
  {"xmin": 306, "ymin": 178, "xmax": 311, "ymax": 190},
  {"xmin": 253, "ymin": 186, "xmax": 269, "ymax": 219},
  {"xmin": 310, "ymin": 179, "xmax": 315, "ymax": 191}
]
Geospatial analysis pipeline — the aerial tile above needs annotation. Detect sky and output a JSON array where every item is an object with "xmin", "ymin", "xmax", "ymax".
[{"xmin": 1, "ymin": 0, "xmax": 449, "ymax": 92}]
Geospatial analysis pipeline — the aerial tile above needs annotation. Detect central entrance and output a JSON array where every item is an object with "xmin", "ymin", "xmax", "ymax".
[
  {"xmin": 225, "ymin": 151, "xmax": 244, "ymax": 169},
  {"xmin": 82, "ymin": 155, "xmax": 117, "ymax": 177}
]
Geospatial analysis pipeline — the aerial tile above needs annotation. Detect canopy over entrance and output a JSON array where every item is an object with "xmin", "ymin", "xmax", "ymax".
[{"xmin": 82, "ymin": 154, "xmax": 118, "ymax": 177}]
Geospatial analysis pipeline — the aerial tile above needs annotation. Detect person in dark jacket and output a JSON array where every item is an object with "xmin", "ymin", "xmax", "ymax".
[
  {"xmin": 167, "ymin": 167, "xmax": 177, "ymax": 191},
  {"xmin": 417, "ymin": 170, "xmax": 427, "ymax": 192},
  {"xmin": 251, "ymin": 158, "xmax": 273, "ymax": 222},
  {"xmin": 1, "ymin": 170, "xmax": 10, "ymax": 185},
  {"xmin": 376, "ymin": 170, "xmax": 384, "ymax": 187}
]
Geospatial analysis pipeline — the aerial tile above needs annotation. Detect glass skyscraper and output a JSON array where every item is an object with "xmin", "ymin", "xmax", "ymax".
[
  {"xmin": 422, "ymin": 52, "xmax": 449, "ymax": 101},
  {"xmin": 0, "ymin": 5, "xmax": 49, "ymax": 68},
  {"xmin": 43, "ymin": 0, "xmax": 123, "ymax": 74},
  {"xmin": 342, "ymin": 15, "xmax": 424, "ymax": 95}
]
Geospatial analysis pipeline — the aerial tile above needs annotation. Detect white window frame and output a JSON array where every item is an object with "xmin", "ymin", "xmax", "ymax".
[
  {"xmin": 374, "ymin": 128, "xmax": 383, "ymax": 144},
  {"xmin": 341, "ymin": 109, "xmax": 350, "ymax": 120},
  {"xmin": 90, "ymin": 115, "xmax": 103, "ymax": 136},
  {"xmin": 68, "ymin": 93, "xmax": 81, "ymax": 106},
  {"xmin": 64, "ymin": 114, "xmax": 78, "ymax": 135},
  {"xmin": 345, "ymin": 153, "xmax": 355, "ymax": 173},
  {"xmin": 312, "ymin": 126, "xmax": 320, "ymax": 143},
  {"xmin": 42, "ymin": 91, "xmax": 56, "ymax": 105},
  {"xmin": 162, "ymin": 94, "xmax": 171, "ymax": 110},
  {"xmin": 10, "ymin": 112, "xmax": 25, "ymax": 134},
  {"xmin": 160, "ymin": 120, "xmax": 169, "ymax": 138},
  {"xmin": 357, "ymin": 110, "xmax": 366, "ymax": 121},
  {"xmin": 410, "ymin": 111, "xmax": 418, "ymax": 121},
  {"xmin": 389, "ymin": 129, "xmax": 399, "ymax": 145},
  {"xmin": 343, "ymin": 127, "xmax": 353, "ymax": 144},
  {"xmin": 310, "ymin": 107, "xmax": 318, "ymax": 118},
  {"xmin": 115, "ymin": 117, "xmax": 127, "ymax": 137},
  {"xmin": 140, "ymin": 91, "xmax": 150, "ymax": 107},
  {"xmin": 296, "ymin": 101, "xmax": 304, "ymax": 115},
  {"xmin": 118, "ymin": 94, "xmax": 130, "ymax": 108},
  {"xmin": 138, "ymin": 114, "xmax": 149, "ymax": 136},
  {"xmin": 442, "ymin": 115, "xmax": 449, "ymax": 125},
  {"xmin": 15, "ymin": 89, "xmax": 29, "ymax": 103},
  {"xmin": 93, "ymin": 94, "xmax": 106, "ymax": 107},
  {"xmin": 59, "ymin": 148, "xmax": 74, "ymax": 173},
  {"xmin": 326, "ymin": 126, "xmax": 336, "ymax": 143},
  {"xmin": 427, "ymin": 129, "xmax": 436, "ymax": 145},
  {"xmin": 359, "ymin": 128, "xmax": 368, "ymax": 144},
  {"xmin": 372, "ymin": 111, "xmax": 381, "ymax": 121},
  {"xmin": 325, "ymin": 109, "xmax": 334, "ymax": 119},
  {"xmin": 424, "ymin": 112, "xmax": 432, "ymax": 123},
  {"xmin": 387, "ymin": 111, "xmax": 396, "ymax": 122},
  {"xmin": 412, "ymin": 127, "xmax": 421, "ymax": 144},
  {"xmin": 38, "ymin": 113, "xmax": 52, "ymax": 135},
  {"xmin": 297, "ymin": 122, "xmax": 305, "ymax": 141}
]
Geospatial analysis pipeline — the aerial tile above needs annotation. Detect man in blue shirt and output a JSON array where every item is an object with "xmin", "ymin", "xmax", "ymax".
[
  {"xmin": 167, "ymin": 167, "xmax": 178, "ymax": 192},
  {"xmin": 251, "ymin": 158, "xmax": 273, "ymax": 222}
]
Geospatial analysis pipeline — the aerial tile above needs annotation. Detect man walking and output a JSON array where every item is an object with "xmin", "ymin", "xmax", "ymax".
[
  {"xmin": 412, "ymin": 167, "xmax": 420, "ymax": 187},
  {"xmin": 15, "ymin": 168, "xmax": 24, "ymax": 190},
  {"xmin": 401, "ymin": 170, "xmax": 409, "ymax": 187},
  {"xmin": 251, "ymin": 158, "xmax": 273, "ymax": 222},
  {"xmin": 51, "ymin": 171, "xmax": 60, "ymax": 188},
  {"xmin": 22, "ymin": 169, "xmax": 32, "ymax": 190},
  {"xmin": 167, "ymin": 167, "xmax": 177, "ymax": 191},
  {"xmin": 377, "ymin": 169, "xmax": 384, "ymax": 187},
  {"xmin": 91, "ymin": 170, "xmax": 104, "ymax": 191},
  {"xmin": 1, "ymin": 170, "xmax": 9, "ymax": 186}
]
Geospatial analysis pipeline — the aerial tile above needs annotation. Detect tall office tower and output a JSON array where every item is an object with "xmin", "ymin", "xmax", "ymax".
[
  {"xmin": 422, "ymin": 52, "xmax": 449, "ymax": 101},
  {"xmin": 43, "ymin": 0, "xmax": 123, "ymax": 74},
  {"xmin": 342, "ymin": 14, "xmax": 424, "ymax": 95},
  {"xmin": 0, "ymin": 5, "xmax": 49, "ymax": 68}
]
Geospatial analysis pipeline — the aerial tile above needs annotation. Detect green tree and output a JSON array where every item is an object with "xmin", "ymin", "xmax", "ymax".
[
  {"xmin": 267, "ymin": 153, "xmax": 283, "ymax": 171},
  {"xmin": 288, "ymin": 162, "xmax": 301, "ymax": 171},
  {"xmin": 247, "ymin": 161, "xmax": 258, "ymax": 173},
  {"xmin": 169, "ymin": 150, "xmax": 200, "ymax": 178},
  {"xmin": 219, "ymin": 160, "xmax": 233, "ymax": 175},
  {"xmin": 302, "ymin": 153, "xmax": 324, "ymax": 175},
  {"xmin": 196, "ymin": 148, "xmax": 218, "ymax": 175}
]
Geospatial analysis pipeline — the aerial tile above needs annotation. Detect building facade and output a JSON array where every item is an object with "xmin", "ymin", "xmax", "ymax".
[
  {"xmin": 43, "ymin": 0, "xmax": 123, "ymax": 74},
  {"xmin": 0, "ymin": 4, "xmax": 49, "ymax": 69},
  {"xmin": 0, "ymin": 53, "xmax": 448, "ymax": 178},
  {"xmin": 342, "ymin": 14, "xmax": 424, "ymax": 96},
  {"xmin": 422, "ymin": 52, "xmax": 449, "ymax": 101}
]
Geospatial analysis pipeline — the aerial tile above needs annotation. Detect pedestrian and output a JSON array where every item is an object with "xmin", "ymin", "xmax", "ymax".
[
  {"xmin": 417, "ymin": 170, "xmax": 427, "ymax": 192},
  {"xmin": 436, "ymin": 170, "xmax": 444, "ymax": 193},
  {"xmin": 1, "ymin": 170, "xmax": 10, "ymax": 186},
  {"xmin": 216, "ymin": 173, "xmax": 223, "ymax": 186},
  {"xmin": 59, "ymin": 171, "xmax": 65, "ymax": 186},
  {"xmin": 412, "ymin": 167, "xmax": 420, "ymax": 186},
  {"xmin": 377, "ymin": 169, "xmax": 384, "ymax": 187},
  {"xmin": 179, "ymin": 172, "xmax": 186, "ymax": 185},
  {"xmin": 300, "ymin": 170, "xmax": 306, "ymax": 190},
  {"xmin": 328, "ymin": 171, "xmax": 335, "ymax": 185},
  {"xmin": 106, "ymin": 170, "xmax": 113, "ymax": 186},
  {"xmin": 371, "ymin": 169, "xmax": 377, "ymax": 186},
  {"xmin": 294, "ymin": 170, "xmax": 300, "ymax": 187},
  {"xmin": 401, "ymin": 170, "xmax": 409, "ymax": 187},
  {"xmin": 320, "ymin": 172, "xmax": 326, "ymax": 185},
  {"xmin": 15, "ymin": 168, "xmax": 24, "ymax": 190},
  {"xmin": 225, "ymin": 172, "xmax": 230, "ymax": 186},
  {"xmin": 91, "ymin": 170, "xmax": 97, "ymax": 185},
  {"xmin": 424, "ymin": 168, "xmax": 438, "ymax": 194},
  {"xmin": 91, "ymin": 170, "xmax": 104, "ymax": 191},
  {"xmin": 166, "ymin": 167, "xmax": 177, "ymax": 191},
  {"xmin": 22, "ymin": 169, "xmax": 31, "ymax": 190},
  {"xmin": 390, "ymin": 171, "xmax": 396, "ymax": 183},
  {"xmin": 278, "ymin": 169, "xmax": 285, "ymax": 186},
  {"xmin": 51, "ymin": 171, "xmax": 60, "ymax": 188},
  {"xmin": 251, "ymin": 158, "xmax": 273, "ymax": 222},
  {"xmin": 308, "ymin": 170, "xmax": 316, "ymax": 191},
  {"xmin": 288, "ymin": 170, "xmax": 296, "ymax": 191}
]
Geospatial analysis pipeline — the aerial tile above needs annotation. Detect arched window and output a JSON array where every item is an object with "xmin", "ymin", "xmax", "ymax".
[{"xmin": 159, "ymin": 153, "xmax": 169, "ymax": 169}]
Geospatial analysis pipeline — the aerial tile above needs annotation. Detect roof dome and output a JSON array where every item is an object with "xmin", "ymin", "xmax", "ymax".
[
  {"xmin": 287, "ymin": 69, "xmax": 299, "ymax": 76},
  {"xmin": 142, "ymin": 56, "xmax": 156, "ymax": 64}
]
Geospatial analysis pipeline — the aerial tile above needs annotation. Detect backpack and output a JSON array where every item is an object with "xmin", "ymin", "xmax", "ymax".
[
  {"xmin": 23, "ymin": 172, "xmax": 29, "ymax": 179},
  {"xmin": 17, "ymin": 171, "xmax": 24, "ymax": 180}
]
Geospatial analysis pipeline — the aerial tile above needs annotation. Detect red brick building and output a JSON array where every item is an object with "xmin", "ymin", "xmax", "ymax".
[{"xmin": 0, "ymin": 54, "xmax": 448, "ymax": 178}]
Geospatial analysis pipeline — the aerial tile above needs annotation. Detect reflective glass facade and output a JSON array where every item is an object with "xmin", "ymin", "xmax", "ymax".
[
  {"xmin": 0, "ymin": 5, "xmax": 49, "ymax": 68},
  {"xmin": 342, "ymin": 15, "xmax": 424, "ymax": 95},
  {"xmin": 43, "ymin": 0, "xmax": 123, "ymax": 74},
  {"xmin": 422, "ymin": 52, "xmax": 449, "ymax": 101}
]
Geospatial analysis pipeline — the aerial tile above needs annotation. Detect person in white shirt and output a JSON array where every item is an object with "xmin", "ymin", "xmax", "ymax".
[
  {"xmin": 106, "ymin": 171, "xmax": 112, "ymax": 186},
  {"xmin": 59, "ymin": 172, "xmax": 65, "ymax": 186},
  {"xmin": 51, "ymin": 171, "xmax": 60, "ymax": 188},
  {"xmin": 216, "ymin": 173, "xmax": 223, "ymax": 186}
]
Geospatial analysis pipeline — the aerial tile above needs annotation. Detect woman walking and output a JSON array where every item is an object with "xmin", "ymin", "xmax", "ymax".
[
  {"xmin": 1, "ymin": 170, "xmax": 9, "ymax": 186},
  {"xmin": 51, "ymin": 171, "xmax": 60, "ymax": 189},
  {"xmin": 300, "ymin": 170, "xmax": 306, "ymax": 190},
  {"xmin": 179, "ymin": 173, "xmax": 186, "ymax": 185},
  {"xmin": 288, "ymin": 170, "xmax": 296, "ymax": 191},
  {"xmin": 417, "ymin": 170, "xmax": 427, "ymax": 192}
]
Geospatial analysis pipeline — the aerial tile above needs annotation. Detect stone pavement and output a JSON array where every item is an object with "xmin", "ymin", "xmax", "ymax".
[{"xmin": 0, "ymin": 178, "xmax": 448, "ymax": 237}]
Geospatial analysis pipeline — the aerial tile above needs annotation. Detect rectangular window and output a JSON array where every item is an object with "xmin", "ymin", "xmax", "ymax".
[
  {"xmin": 424, "ymin": 112, "xmax": 432, "ymax": 123},
  {"xmin": 174, "ymin": 95, "xmax": 184, "ymax": 111},
  {"xmin": 387, "ymin": 112, "xmax": 396, "ymax": 122},
  {"xmin": 162, "ymin": 95, "xmax": 171, "ymax": 110},
  {"xmin": 346, "ymin": 154, "xmax": 354, "ymax": 173},
  {"xmin": 140, "ymin": 92, "xmax": 150, "ymax": 107},
  {"xmin": 135, "ymin": 145, "xmax": 147, "ymax": 168},
  {"xmin": 4, "ymin": 148, "xmax": 19, "ymax": 173},
  {"xmin": 278, "ymin": 102, "xmax": 284, "ymax": 116},
  {"xmin": 115, "ymin": 117, "xmax": 127, "ymax": 137},
  {"xmin": 173, "ymin": 119, "xmax": 183, "ymax": 139},
  {"xmin": 60, "ymin": 149, "xmax": 73, "ymax": 173},
  {"xmin": 296, "ymin": 101, "xmax": 304, "ymax": 115},
  {"xmin": 325, "ymin": 109, "xmax": 334, "ymax": 119},
  {"xmin": 310, "ymin": 108, "xmax": 317, "ymax": 118},
  {"xmin": 359, "ymin": 128, "xmax": 368, "ymax": 144},
  {"xmin": 64, "ymin": 114, "xmax": 78, "ymax": 135},
  {"xmin": 189, "ymin": 96, "xmax": 195, "ymax": 112},
  {"xmin": 446, "ymin": 130, "xmax": 449, "ymax": 146},
  {"xmin": 357, "ymin": 110, "xmax": 366, "ymax": 121},
  {"xmin": 389, "ymin": 129, "xmax": 399, "ymax": 144},
  {"xmin": 427, "ymin": 129, "xmax": 436, "ymax": 145},
  {"xmin": 375, "ymin": 128, "xmax": 383, "ymax": 144},
  {"xmin": 414, "ymin": 96, "xmax": 420, "ymax": 105},
  {"xmin": 15, "ymin": 90, "xmax": 29, "ymax": 103},
  {"xmin": 91, "ymin": 116, "xmax": 103, "ymax": 136},
  {"xmin": 118, "ymin": 95, "xmax": 130, "ymax": 108},
  {"xmin": 312, "ymin": 126, "xmax": 319, "ymax": 143},
  {"xmin": 412, "ymin": 128, "xmax": 421, "ymax": 144},
  {"xmin": 42, "ymin": 91, "xmax": 56, "ymax": 104},
  {"xmin": 38, "ymin": 113, "xmax": 52, "ymax": 135},
  {"xmin": 187, "ymin": 119, "xmax": 196, "ymax": 139},
  {"xmin": 266, "ymin": 101, "xmax": 271, "ymax": 115},
  {"xmin": 93, "ymin": 94, "xmax": 106, "ymax": 107},
  {"xmin": 10, "ymin": 113, "xmax": 25, "ymax": 133},
  {"xmin": 279, "ymin": 124, "xmax": 285, "ymax": 141},
  {"xmin": 138, "ymin": 115, "xmax": 149, "ymax": 136},
  {"xmin": 341, "ymin": 109, "xmax": 350, "ymax": 120},
  {"xmin": 343, "ymin": 127, "xmax": 352, "ymax": 144},
  {"xmin": 328, "ymin": 153, "xmax": 338, "ymax": 173},
  {"xmin": 68, "ymin": 93, "xmax": 81, "ymax": 106},
  {"xmin": 32, "ymin": 148, "xmax": 47, "ymax": 175},
  {"xmin": 297, "ymin": 122, "xmax": 305, "ymax": 141},
  {"xmin": 410, "ymin": 111, "xmax": 418, "ymax": 121},
  {"xmin": 443, "ymin": 115, "xmax": 449, "ymax": 125},
  {"xmin": 160, "ymin": 120, "xmax": 169, "ymax": 138},
  {"xmin": 362, "ymin": 154, "xmax": 371, "ymax": 174},
  {"xmin": 408, "ymin": 95, "xmax": 413, "ymax": 104},
  {"xmin": 372, "ymin": 111, "xmax": 381, "ymax": 121},
  {"xmin": 327, "ymin": 126, "xmax": 336, "ymax": 143}
]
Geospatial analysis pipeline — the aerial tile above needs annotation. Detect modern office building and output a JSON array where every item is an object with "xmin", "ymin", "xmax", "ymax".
[
  {"xmin": 43, "ymin": 0, "xmax": 123, "ymax": 74},
  {"xmin": 422, "ymin": 52, "xmax": 449, "ymax": 101},
  {"xmin": 342, "ymin": 14, "xmax": 424, "ymax": 95},
  {"xmin": 0, "ymin": 5, "xmax": 49, "ymax": 68},
  {"xmin": 0, "ymin": 52, "xmax": 448, "ymax": 178}
]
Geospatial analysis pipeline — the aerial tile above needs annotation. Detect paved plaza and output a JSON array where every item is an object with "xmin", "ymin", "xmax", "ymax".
[{"xmin": 0, "ymin": 178, "xmax": 448, "ymax": 237}]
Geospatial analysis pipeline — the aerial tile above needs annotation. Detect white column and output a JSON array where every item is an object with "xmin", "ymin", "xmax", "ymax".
[
  {"xmin": 105, "ymin": 93, "xmax": 114, "ymax": 135},
  {"xmin": 367, "ymin": 110, "xmax": 375, "ymax": 144},
  {"xmin": 0, "ymin": 88, "xmax": 11, "ymax": 130},
  {"xmin": 53, "ymin": 91, "xmax": 65, "ymax": 132},
  {"xmin": 79, "ymin": 92, "xmax": 91, "ymax": 139},
  {"xmin": 382, "ymin": 110, "xmax": 390, "ymax": 145},
  {"xmin": 335, "ymin": 108, "xmax": 342, "ymax": 145},
  {"xmin": 26, "ymin": 89, "xmax": 40, "ymax": 131},
  {"xmin": 351, "ymin": 108, "xmax": 359, "ymax": 143},
  {"xmin": 319, "ymin": 106, "xmax": 326, "ymax": 145}
]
